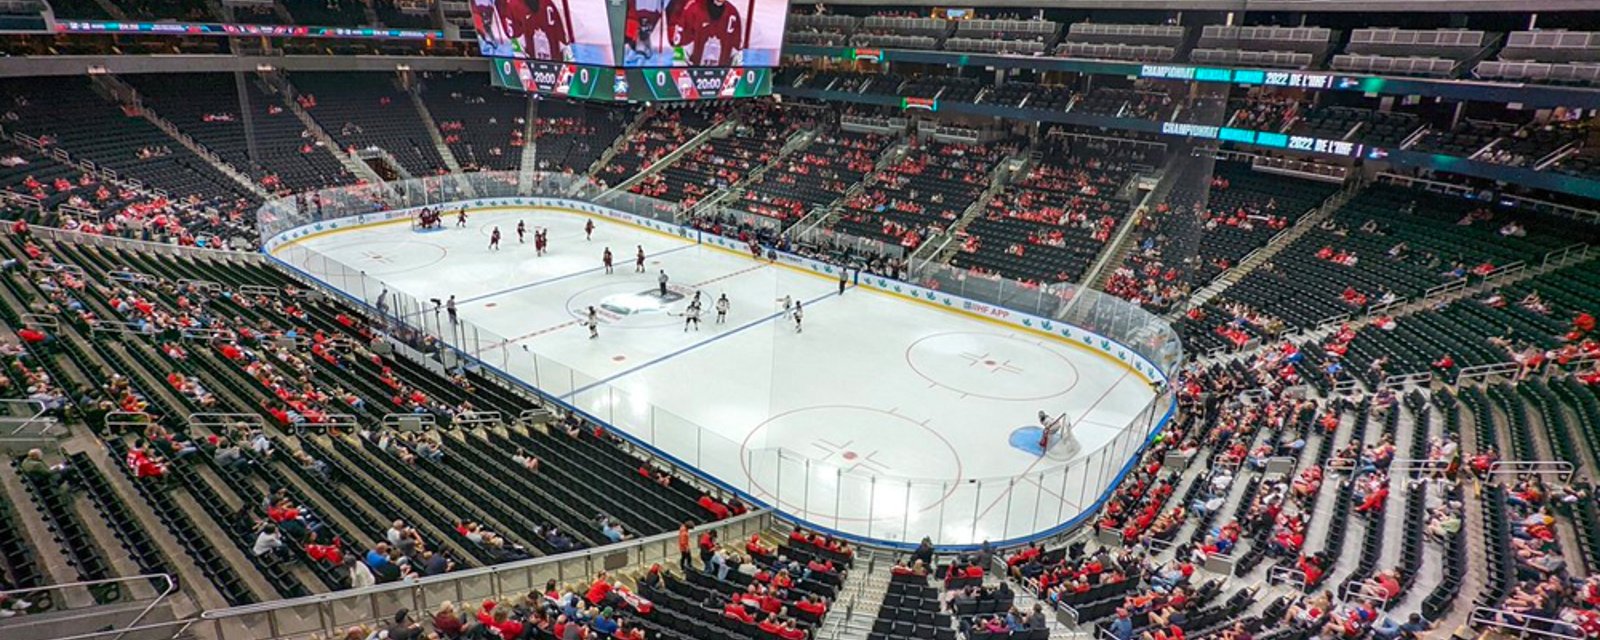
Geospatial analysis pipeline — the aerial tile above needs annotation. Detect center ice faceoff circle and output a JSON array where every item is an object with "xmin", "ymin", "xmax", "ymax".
[
  {"xmin": 740, "ymin": 405, "xmax": 963, "ymax": 520},
  {"xmin": 564, "ymin": 281, "xmax": 685, "ymax": 329},
  {"xmin": 905, "ymin": 331, "xmax": 1081, "ymax": 401}
]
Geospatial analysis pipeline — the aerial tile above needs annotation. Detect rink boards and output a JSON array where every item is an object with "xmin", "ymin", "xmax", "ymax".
[{"xmin": 265, "ymin": 196, "xmax": 1174, "ymax": 548}]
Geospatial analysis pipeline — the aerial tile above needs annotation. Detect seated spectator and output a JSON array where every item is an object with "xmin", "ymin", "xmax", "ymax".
[{"xmin": 17, "ymin": 448, "xmax": 72, "ymax": 487}]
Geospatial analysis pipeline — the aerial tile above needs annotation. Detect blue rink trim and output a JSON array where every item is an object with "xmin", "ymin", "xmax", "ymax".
[
  {"xmin": 458, "ymin": 242, "xmax": 698, "ymax": 305},
  {"xmin": 568, "ymin": 286, "xmax": 846, "ymax": 397},
  {"xmin": 264, "ymin": 253, "xmax": 1175, "ymax": 553},
  {"xmin": 1009, "ymin": 426, "xmax": 1047, "ymax": 456}
]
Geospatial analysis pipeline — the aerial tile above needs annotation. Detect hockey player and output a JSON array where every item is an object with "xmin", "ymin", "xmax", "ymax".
[
  {"xmin": 777, "ymin": 294, "xmax": 792, "ymax": 319},
  {"xmin": 635, "ymin": 245, "xmax": 646, "ymax": 273},
  {"xmin": 587, "ymin": 306, "xmax": 599, "ymax": 339},
  {"xmin": 792, "ymin": 300, "xmax": 803, "ymax": 333},
  {"xmin": 457, "ymin": 209, "xmax": 468, "ymax": 227},
  {"xmin": 585, "ymin": 219, "xmax": 596, "ymax": 241},
  {"xmin": 603, "ymin": 247, "xmax": 614, "ymax": 274},
  {"xmin": 535, "ymin": 229, "xmax": 547, "ymax": 256},
  {"xmin": 715, "ymin": 293, "xmax": 729, "ymax": 324},
  {"xmin": 517, "ymin": 220, "xmax": 527, "ymax": 243},
  {"xmin": 489, "ymin": 227, "xmax": 501, "ymax": 251},
  {"xmin": 682, "ymin": 300, "xmax": 702, "ymax": 332},
  {"xmin": 669, "ymin": 0, "xmax": 742, "ymax": 66}
]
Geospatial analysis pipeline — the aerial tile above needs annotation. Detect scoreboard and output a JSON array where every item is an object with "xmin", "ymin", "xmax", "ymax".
[{"xmin": 489, "ymin": 58, "xmax": 772, "ymax": 102}]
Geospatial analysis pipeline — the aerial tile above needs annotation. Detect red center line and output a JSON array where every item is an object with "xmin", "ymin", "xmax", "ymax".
[
  {"xmin": 493, "ymin": 319, "xmax": 582, "ymax": 347},
  {"xmin": 690, "ymin": 262, "xmax": 769, "ymax": 288},
  {"xmin": 974, "ymin": 369, "xmax": 1133, "ymax": 522}
]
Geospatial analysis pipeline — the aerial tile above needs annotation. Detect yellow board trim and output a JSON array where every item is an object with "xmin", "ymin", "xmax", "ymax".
[{"xmin": 271, "ymin": 204, "xmax": 1162, "ymax": 384}]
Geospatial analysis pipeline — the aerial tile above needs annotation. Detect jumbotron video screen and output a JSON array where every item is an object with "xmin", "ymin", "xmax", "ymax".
[{"xmin": 473, "ymin": 0, "xmax": 785, "ymax": 101}]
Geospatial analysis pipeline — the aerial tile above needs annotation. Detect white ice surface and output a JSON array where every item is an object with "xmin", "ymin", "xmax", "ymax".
[{"xmin": 277, "ymin": 207, "xmax": 1159, "ymax": 545}]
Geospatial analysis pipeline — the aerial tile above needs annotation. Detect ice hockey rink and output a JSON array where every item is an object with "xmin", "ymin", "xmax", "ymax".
[{"xmin": 273, "ymin": 206, "xmax": 1166, "ymax": 546}]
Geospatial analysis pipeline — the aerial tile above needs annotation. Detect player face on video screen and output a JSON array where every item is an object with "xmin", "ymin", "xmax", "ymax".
[
  {"xmin": 523, "ymin": 0, "xmax": 572, "ymax": 62},
  {"xmin": 696, "ymin": 0, "xmax": 743, "ymax": 66},
  {"xmin": 641, "ymin": 0, "xmax": 742, "ymax": 66}
]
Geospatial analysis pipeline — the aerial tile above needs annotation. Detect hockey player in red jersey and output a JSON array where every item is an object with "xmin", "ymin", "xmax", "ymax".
[
  {"xmin": 694, "ymin": 0, "xmax": 742, "ymax": 66},
  {"xmin": 521, "ymin": 0, "xmax": 572, "ymax": 62},
  {"xmin": 667, "ymin": 0, "xmax": 742, "ymax": 66}
]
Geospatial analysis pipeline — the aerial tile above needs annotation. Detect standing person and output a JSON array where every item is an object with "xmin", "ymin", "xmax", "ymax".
[
  {"xmin": 658, "ymin": 270, "xmax": 669, "ymax": 297},
  {"xmin": 792, "ymin": 300, "xmax": 803, "ymax": 333},
  {"xmin": 635, "ymin": 246, "xmax": 646, "ymax": 273},
  {"xmin": 446, "ymin": 295, "xmax": 458, "ymax": 325},
  {"xmin": 585, "ymin": 219, "xmax": 596, "ymax": 240},
  {"xmin": 587, "ymin": 307, "xmax": 599, "ymax": 340},
  {"xmin": 838, "ymin": 266, "xmax": 848, "ymax": 295},
  {"xmin": 489, "ymin": 227, "xmax": 501, "ymax": 251},
  {"xmin": 683, "ymin": 300, "xmax": 701, "ymax": 332},
  {"xmin": 456, "ymin": 208, "xmax": 468, "ymax": 228},
  {"xmin": 715, "ymin": 294, "xmax": 729, "ymax": 324},
  {"xmin": 535, "ymin": 229, "xmax": 547, "ymax": 256},
  {"xmin": 677, "ymin": 522, "xmax": 693, "ymax": 572},
  {"xmin": 517, "ymin": 220, "xmax": 527, "ymax": 244},
  {"xmin": 603, "ymin": 247, "xmax": 614, "ymax": 274},
  {"xmin": 777, "ymin": 294, "xmax": 792, "ymax": 321}
]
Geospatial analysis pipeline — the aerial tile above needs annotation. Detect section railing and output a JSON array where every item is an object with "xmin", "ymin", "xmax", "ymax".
[{"xmin": 197, "ymin": 511, "xmax": 772, "ymax": 640}]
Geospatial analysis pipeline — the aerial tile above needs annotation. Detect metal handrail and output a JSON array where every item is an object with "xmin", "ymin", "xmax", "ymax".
[
  {"xmin": 1471, "ymin": 606, "xmax": 1585, "ymax": 640},
  {"xmin": 1487, "ymin": 460, "xmax": 1574, "ymax": 483},
  {"xmin": 198, "ymin": 509, "xmax": 773, "ymax": 640},
  {"xmin": 52, "ymin": 618, "xmax": 198, "ymax": 640},
  {"xmin": 1, "ymin": 573, "xmax": 178, "ymax": 640},
  {"xmin": 0, "ymin": 398, "xmax": 58, "ymax": 437}
]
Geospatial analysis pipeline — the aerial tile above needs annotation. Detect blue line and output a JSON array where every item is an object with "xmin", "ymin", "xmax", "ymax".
[
  {"xmin": 457, "ymin": 243, "xmax": 698, "ymax": 305},
  {"xmin": 269, "ymin": 249, "xmax": 1178, "ymax": 552},
  {"xmin": 568, "ymin": 287, "xmax": 845, "ymax": 397}
]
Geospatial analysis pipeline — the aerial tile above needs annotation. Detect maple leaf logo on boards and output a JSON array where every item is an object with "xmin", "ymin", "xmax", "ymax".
[
  {"xmin": 1022, "ymin": 319, "xmax": 1033, "ymax": 327},
  {"xmin": 1042, "ymin": 321, "xmax": 1053, "ymax": 330}
]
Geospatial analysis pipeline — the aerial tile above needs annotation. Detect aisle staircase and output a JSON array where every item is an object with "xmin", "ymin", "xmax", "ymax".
[
  {"xmin": 684, "ymin": 128, "xmax": 815, "ymax": 219},
  {"xmin": 1175, "ymin": 178, "xmax": 1364, "ymax": 316},
  {"xmin": 601, "ymin": 120, "xmax": 733, "ymax": 196},
  {"xmin": 587, "ymin": 107, "xmax": 653, "ymax": 183},
  {"xmin": 792, "ymin": 136, "xmax": 910, "ymax": 238},
  {"xmin": 406, "ymin": 83, "xmax": 475, "ymax": 198},
  {"xmin": 257, "ymin": 71, "xmax": 387, "ymax": 187},
  {"xmin": 87, "ymin": 74, "xmax": 272, "ymax": 201},
  {"xmin": 815, "ymin": 548, "xmax": 896, "ymax": 640}
]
